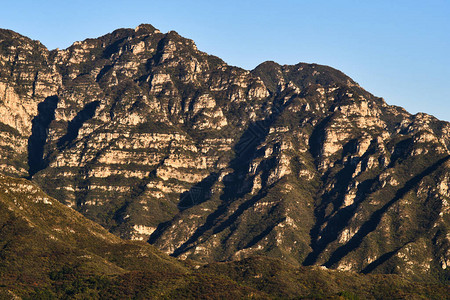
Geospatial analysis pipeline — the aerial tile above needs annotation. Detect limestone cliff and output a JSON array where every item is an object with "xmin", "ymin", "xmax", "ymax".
[{"xmin": 0, "ymin": 24, "xmax": 449, "ymax": 281}]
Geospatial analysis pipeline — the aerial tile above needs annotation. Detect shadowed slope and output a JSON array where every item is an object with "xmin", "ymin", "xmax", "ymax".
[{"xmin": 324, "ymin": 155, "xmax": 450, "ymax": 268}]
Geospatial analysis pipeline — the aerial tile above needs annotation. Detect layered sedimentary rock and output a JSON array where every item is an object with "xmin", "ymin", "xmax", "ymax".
[{"xmin": 0, "ymin": 24, "xmax": 449, "ymax": 280}]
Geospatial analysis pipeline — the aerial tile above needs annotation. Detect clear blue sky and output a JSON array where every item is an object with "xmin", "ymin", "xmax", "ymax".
[{"xmin": 1, "ymin": 0, "xmax": 449, "ymax": 121}]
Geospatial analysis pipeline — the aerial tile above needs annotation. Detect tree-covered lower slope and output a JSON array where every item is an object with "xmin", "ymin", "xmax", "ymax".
[
  {"xmin": 0, "ymin": 175, "xmax": 448, "ymax": 299},
  {"xmin": 0, "ymin": 174, "xmax": 189, "ymax": 298},
  {"xmin": 0, "ymin": 174, "xmax": 270, "ymax": 298}
]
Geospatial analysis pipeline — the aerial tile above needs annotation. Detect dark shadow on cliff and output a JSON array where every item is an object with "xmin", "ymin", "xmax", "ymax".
[
  {"xmin": 360, "ymin": 244, "xmax": 405, "ymax": 274},
  {"xmin": 243, "ymin": 212, "xmax": 286, "ymax": 250},
  {"xmin": 308, "ymin": 115, "xmax": 332, "ymax": 159},
  {"xmin": 57, "ymin": 100, "xmax": 100, "ymax": 150},
  {"xmin": 160, "ymin": 97, "xmax": 291, "ymax": 257},
  {"xmin": 360, "ymin": 180, "xmax": 443, "ymax": 274},
  {"xmin": 323, "ymin": 155, "xmax": 450, "ymax": 268},
  {"xmin": 303, "ymin": 140, "xmax": 379, "ymax": 266},
  {"xmin": 156, "ymin": 117, "xmax": 272, "ymax": 256},
  {"xmin": 178, "ymin": 173, "xmax": 219, "ymax": 210},
  {"xmin": 96, "ymin": 65, "xmax": 113, "ymax": 82},
  {"xmin": 27, "ymin": 95, "xmax": 59, "ymax": 178},
  {"xmin": 388, "ymin": 137, "xmax": 414, "ymax": 168}
]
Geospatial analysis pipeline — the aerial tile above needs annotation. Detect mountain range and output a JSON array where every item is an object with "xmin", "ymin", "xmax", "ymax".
[{"xmin": 0, "ymin": 24, "xmax": 449, "ymax": 298}]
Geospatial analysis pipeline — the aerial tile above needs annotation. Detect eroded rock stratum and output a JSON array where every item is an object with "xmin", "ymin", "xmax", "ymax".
[{"xmin": 0, "ymin": 24, "xmax": 449, "ymax": 280}]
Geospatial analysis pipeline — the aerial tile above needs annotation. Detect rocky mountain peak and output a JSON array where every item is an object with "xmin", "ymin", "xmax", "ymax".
[
  {"xmin": 0, "ymin": 25, "xmax": 449, "ymax": 283},
  {"xmin": 135, "ymin": 23, "xmax": 159, "ymax": 34}
]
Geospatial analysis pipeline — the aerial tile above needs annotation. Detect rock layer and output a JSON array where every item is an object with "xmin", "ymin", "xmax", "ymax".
[{"xmin": 0, "ymin": 25, "xmax": 449, "ymax": 280}]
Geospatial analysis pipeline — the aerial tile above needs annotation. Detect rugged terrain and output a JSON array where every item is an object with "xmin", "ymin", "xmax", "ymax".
[
  {"xmin": 0, "ymin": 24, "xmax": 449, "ymax": 284},
  {"xmin": 0, "ymin": 174, "xmax": 448, "ymax": 298}
]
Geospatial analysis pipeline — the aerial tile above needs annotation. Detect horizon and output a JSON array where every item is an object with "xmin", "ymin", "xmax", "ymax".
[{"xmin": 1, "ymin": 0, "xmax": 449, "ymax": 122}]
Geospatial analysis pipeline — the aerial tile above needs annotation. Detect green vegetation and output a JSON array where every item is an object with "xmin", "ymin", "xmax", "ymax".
[
  {"xmin": 1, "ymin": 25, "xmax": 450, "ymax": 298},
  {"xmin": 0, "ymin": 175, "xmax": 448, "ymax": 299}
]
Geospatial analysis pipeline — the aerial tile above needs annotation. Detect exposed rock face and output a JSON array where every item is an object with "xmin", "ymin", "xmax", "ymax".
[{"xmin": 0, "ymin": 25, "xmax": 449, "ymax": 280}]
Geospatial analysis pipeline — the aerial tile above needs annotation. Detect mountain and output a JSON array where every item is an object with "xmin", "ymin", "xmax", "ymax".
[
  {"xmin": 0, "ymin": 174, "xmax": 272, "ymax": 298},
  {"xmin": 0, "ymin": 24, "xmax": 449, "ymax": 284},
  {"xmin": 0, "ymin": 173, "xmax": 181, "ymax": 297},
  {"xmin": 0, "ymin": 175, "xmax": 448, "ymax": 298}
]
